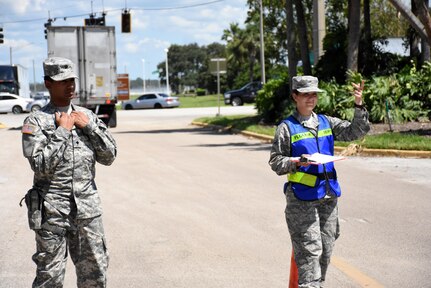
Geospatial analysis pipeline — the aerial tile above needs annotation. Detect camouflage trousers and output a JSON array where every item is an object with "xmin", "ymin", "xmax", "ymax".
[
  {"xmin": 285, "ymin": 189, "xmax": 340, "ymax": 288},
  {"xmin": 32, "ymin": 200, "xmax": 109, "ymax": 288}
]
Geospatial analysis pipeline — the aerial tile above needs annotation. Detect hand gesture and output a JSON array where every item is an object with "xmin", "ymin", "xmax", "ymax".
[
  {"xmin": 55, "ymin": 112, "xmax": 75, "ymax": 131},
  {"xmin": 71, "ymin": 111, "xmax": 89, "ymax": 129},
  {"xmin": 352, "ymin": 80, "xmax": 365, "ymax": 105}
]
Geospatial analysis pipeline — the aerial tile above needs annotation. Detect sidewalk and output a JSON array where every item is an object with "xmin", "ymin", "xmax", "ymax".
[{"xmin": 191, "ymin": 121, "xmax": 431, "ymax": 159}]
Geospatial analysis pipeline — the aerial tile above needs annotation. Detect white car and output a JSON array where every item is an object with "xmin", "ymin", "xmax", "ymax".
[
  {"xmin": 122, "ymin": 92, "xmax": 180, "ymax": 110},
  {"xmin": 0, "ymin": 92, "xmax": 33, "ymax": 114}
]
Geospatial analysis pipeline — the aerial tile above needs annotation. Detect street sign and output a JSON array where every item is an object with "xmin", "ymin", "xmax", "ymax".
[
  {"xmin": 117, "ymin": 73, "xmax": 130, "ymax": 101},
  {"xmin": 210, "ymin": 58, "xmax": 226, "ymax": 74},
  {"xmin": 210, "ymin": 58, "xmax": 227, "ymax": 116}
]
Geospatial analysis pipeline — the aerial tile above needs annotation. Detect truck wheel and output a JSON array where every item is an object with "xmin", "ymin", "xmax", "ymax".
[
  {"xmin": 231, "ymin": 97, "xmax": 243, "ymax": 106},
  {"xmin": 124, "ymin": 104, "xmax": 133, "ymax": 110},
  {"xmin": 108, "ymin": 109, "xmax": 117, "ymax": 128},
  {"xmin": 12, "ymin": 106, "xmax": 23, "ymax": 114},
  {"xmin": 31, "ymin": 105, "xmax": 41, "ymax": 112}
]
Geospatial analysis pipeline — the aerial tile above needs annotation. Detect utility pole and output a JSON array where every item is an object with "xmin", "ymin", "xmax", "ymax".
[
  {"xmin": 259, "ymin": 0, "xmax": 266, "ymax": 84},
  {"xmin": 312, "ymin": 0, "xmax": 325, "ymax": 65}
]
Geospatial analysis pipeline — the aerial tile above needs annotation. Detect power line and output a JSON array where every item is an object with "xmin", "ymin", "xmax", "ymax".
[{"xmin": 0, "ymin": 0, "xmax": 225, "ymax": 25}]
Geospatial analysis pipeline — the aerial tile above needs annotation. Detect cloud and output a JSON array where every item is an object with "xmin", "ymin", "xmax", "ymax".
[{"xmin": 0, "ymin": 0, "xmax": 49, "ymax": 14}]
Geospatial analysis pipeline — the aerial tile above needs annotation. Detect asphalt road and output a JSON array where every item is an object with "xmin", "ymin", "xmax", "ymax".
[{"xmin": 1, "ymin": 107, "xmax": 430, "ymax": 287}]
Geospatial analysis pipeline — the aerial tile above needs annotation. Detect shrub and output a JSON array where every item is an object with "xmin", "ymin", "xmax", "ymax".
[
  {"xmin": 196, "ymin": 88, "xmax": 206, "ymax": 96},
  {"xmin": 255, "ymin": 71, "xmax": 292, "ymax": 124}
]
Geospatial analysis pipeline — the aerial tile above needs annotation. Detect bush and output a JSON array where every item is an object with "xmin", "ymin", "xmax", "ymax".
[
  {"xmin": 255, "ymin": 71, "xmax": 292, "ymax": 124},
  {"xmin": 256, "ymin": 67, "xmax": 431, "ymax": 125},
  {"xmin": 196, "ymin": 88, "xmax": 206, "ymax": 96}
]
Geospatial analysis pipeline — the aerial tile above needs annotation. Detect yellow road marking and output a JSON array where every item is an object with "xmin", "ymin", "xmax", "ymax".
[{"xmin": 332, "ymin": 256, "xmax": 385, "ymax": 288}]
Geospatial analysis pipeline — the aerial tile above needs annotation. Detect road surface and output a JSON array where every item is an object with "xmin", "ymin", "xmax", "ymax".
[{"xmin": 0, "ymin": 107, "xmax": 430, "ymax": 287}]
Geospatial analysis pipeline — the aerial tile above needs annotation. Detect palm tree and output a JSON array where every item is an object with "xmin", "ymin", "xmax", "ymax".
[{"xmin": 222, "ymin": 22, "xmax": 260, "ymax": 83}]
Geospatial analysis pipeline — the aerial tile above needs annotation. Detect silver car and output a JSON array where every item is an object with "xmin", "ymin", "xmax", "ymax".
[
  {"xmin": 27, "ymin": 94, "xmax": 50, "ymax": 112},
  {"xmin": 122, "ymin": 93, "xmax": 180, "ymax": 110}
]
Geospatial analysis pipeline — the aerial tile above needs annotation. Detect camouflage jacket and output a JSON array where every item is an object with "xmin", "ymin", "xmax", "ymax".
[
  {"xmin": 22, "ymin": 103, "xmax": 117, "ymax": 219},
  {"xmin": 269, "ymin": 107, "xmax": 370, "ymax": 176}
]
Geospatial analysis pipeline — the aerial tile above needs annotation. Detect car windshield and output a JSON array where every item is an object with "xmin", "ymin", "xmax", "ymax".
[{"xmin": 159, "ymin": 93, "xmax": 169, "ymax": 98}]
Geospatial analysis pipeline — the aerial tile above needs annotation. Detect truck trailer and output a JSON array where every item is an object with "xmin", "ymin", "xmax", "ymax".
[
  {"xmin": 0, "ymin": 64, "xmax": 30, "ymax": 98},
  {"xmin": 46, "ymin": 26, "xmax": 117, "ymax": 127}
]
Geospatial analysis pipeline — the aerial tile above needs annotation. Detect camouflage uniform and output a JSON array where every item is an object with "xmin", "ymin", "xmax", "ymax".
[
  {"xmin": 22, "ymin": 57, "xmax": 117, "ymax": 288},
  {"xmin": 269, "ymin": 108, "xmax": 370, "ymax": 287}
]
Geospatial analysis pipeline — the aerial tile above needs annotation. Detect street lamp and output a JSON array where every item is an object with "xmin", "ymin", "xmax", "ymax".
[
  {"xmin": 164, "ymin": 48, "xmax": 170, "ymax": 95},
  {"xmin": 141, "ymin": 58, "xmax": 146, "ymax": 94}
]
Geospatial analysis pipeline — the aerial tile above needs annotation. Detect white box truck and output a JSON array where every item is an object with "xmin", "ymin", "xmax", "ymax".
[
  {"xmin": 46, "ymin": 26, "xmax": 117, "ymax": 127},
  {"xmin": 0, "ymin": 64, "xmax": 31, "ymax": 98}
]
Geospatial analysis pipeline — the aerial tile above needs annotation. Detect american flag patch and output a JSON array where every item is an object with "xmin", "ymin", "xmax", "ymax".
[{"xmin": 22, "ymin": 124, "xmax": 37, "ymax": 135}]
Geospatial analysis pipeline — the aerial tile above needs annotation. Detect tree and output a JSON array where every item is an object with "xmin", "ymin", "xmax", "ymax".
[
  {"xmin": 347, "ymin": 0, "xmax": 361, "ymax": 72},
  {"xmin": 388, "ymin": 0, "xmax": 431, "ymax": 44},
  {"xmin": 222, "ymin": 21, "xmax": 260, "ymax": 86},
  {"xmin": 285, "ymin": 0, "xmax": 297, "ymax": 91},
  {"xmin": 294, "ymin": 0, "xmax": 312, "ymax": 75}
]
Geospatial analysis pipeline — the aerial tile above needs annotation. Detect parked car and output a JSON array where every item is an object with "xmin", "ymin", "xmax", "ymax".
[
  {"xmin": 0, "ymin": 92, "xmax": 32, "ymax": 114},
  {"xmin": 27, "ymin": 94, "xmax": 50, "ymax": 112},
  {"xmin": 122, "ymin": 93, "xmax": 180, "ymax": 110},
  {"xmin": 224, "ymin": 81, "xmax": 263, "ymax": 106}
]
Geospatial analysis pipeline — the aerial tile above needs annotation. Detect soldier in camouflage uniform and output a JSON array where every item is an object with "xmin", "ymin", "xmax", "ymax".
[
  {"xmin": 21, "ymin": 57, "xmax": 117, "ymax": 288},
  {"xmin": 269, "ymin": 76, "xmax": 370, "ymax": 287}
]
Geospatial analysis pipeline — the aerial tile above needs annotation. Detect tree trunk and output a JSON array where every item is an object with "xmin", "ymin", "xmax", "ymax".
[
  {"xmin": 285, "ymin": 0, "xmax": 298, "ymax": 93},
  {"xmin": 415, "ymin": 0, "xmax": 431, "ymax": 63},
  {"xmin": 388, "ymin": 0, "xmax": 431, "ymax": 45},
  {"xmin": 410, "ymin": 0, "xmax": 422, "ymax": 64},
  {"xmin": 363, "ymin": 0, "xmax": 372, "ymax": 74},
  {"xmin": 294, "ymin": 0, "xmax": 312, "ymax": 75},
  {"xmin": 347, "ymin": 0, "xmax": 361, "ymax": 72}
]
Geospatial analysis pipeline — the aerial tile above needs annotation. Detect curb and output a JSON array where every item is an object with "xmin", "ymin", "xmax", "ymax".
[{"xmin": 191, "ymin": 121, "xmax": 431, "ymax": 159}]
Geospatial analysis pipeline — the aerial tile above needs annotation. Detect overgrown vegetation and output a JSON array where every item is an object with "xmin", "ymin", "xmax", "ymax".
[{"xmin": 255, "ymin": 66, "xmax": 431, "ymax": 125}]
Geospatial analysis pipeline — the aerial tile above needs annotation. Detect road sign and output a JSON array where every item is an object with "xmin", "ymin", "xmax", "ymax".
[
  {"xmin": 117, "ymin": 73, "xmax": 130, "ymax": 101},
  {"xmin": 210, "ymin": 58, "xmax": 226, "ymax": 74}
]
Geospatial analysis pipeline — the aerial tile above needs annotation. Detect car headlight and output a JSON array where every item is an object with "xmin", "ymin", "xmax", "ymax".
[{"xmin": 224, "ymin": 93, "xmax": 231, "ymax": 98}]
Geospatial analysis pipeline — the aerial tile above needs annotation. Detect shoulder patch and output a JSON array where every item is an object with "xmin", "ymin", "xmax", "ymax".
[{"xmin": 22, "ymin": 124, "xmax": 37, "ymax": 135}]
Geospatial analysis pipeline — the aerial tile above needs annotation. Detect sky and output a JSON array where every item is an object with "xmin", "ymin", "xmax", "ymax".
[{"xmin": 0, "ymin": 0, "xmax": 248, "ymax": 85}]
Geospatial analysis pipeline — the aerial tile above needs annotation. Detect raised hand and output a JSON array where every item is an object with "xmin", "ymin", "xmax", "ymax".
[{"xmin": 352, "ymin": 80, "xmax": 365, "ymax": 105}]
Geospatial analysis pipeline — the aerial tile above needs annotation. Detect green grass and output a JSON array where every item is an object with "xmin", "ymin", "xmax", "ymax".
[
  {"xmin": 177, "ymin": 94, "xmax": 228, "ymax": 108},
  {"xmin": 195, "ymin": 115, "xmax": 431, "ymax": 151},
  {"xmin": 116, "ymin": 94, "xmax": 255, "ymax": 109},
  {"xmin": 335, "ymin": 133, "xmax": 431, "ymax": 151}
]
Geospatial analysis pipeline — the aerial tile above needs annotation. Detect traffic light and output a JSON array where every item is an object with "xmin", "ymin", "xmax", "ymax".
[
  {"xmin": 44, "ymin": 19, "xmax": 52, "ymax": 39},
  {"xmin": 85, "ymin": 13, "xmax": 106, "ymax": 26},
  {"xmin": 0, "ymin": 27, "xmax": 4, "ymax": 44},
  {"xmin": 121, "ymin": 10, "xmax": 131, "ymax": 33}
]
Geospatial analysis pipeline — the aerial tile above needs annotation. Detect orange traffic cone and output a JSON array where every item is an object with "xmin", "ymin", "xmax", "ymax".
[{"xmin": 289, "ymin": 249, "xmax": 299, "ymax": 288}]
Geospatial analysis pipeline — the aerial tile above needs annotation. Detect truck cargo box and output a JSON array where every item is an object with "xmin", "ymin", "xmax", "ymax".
[{"xmin": 46, "ymin": 26, "xmax": 117, "ymax": 127}]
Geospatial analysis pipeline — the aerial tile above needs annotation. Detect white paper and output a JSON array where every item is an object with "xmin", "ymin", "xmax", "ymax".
[{"xmin": 292, "ymin": 153, "xmax": 346, "ymax": 165}]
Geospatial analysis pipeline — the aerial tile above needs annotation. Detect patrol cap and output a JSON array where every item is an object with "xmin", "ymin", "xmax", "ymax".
[
  {"xmin": 292, "ymin": 75, "xmax": 323, "ymax": 93},
  {"xmin": 43, "ymin": 57, "xmax": 78, "ymax": 81}
]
